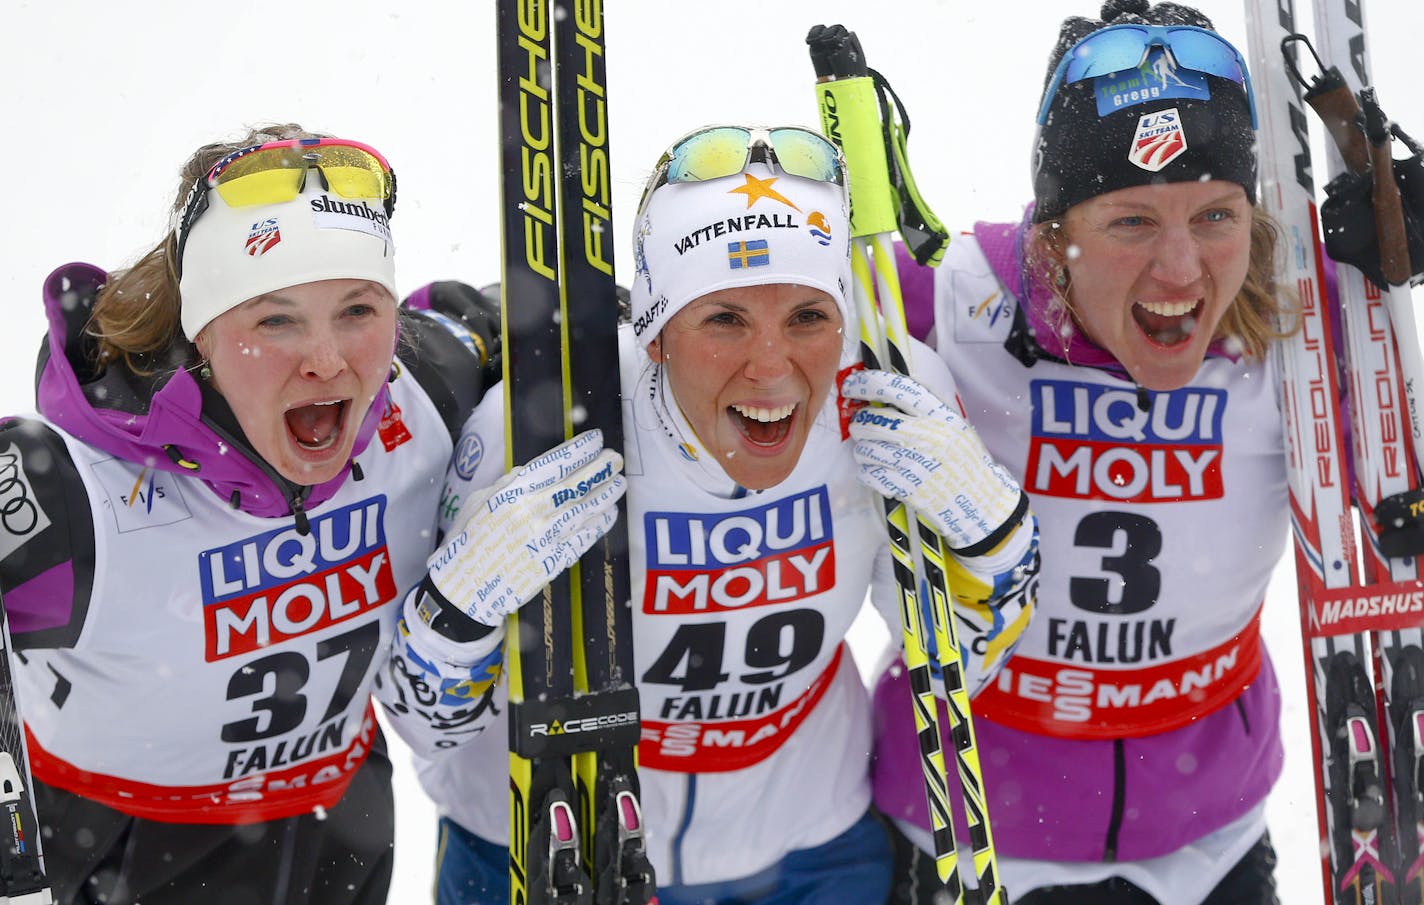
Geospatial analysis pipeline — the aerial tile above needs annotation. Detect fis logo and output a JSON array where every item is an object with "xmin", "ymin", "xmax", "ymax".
[
  {"xmin": 245, "ymin": 218, "xmax": 281, "ymax": 256},
  {"xmin": 199, "ymin": 497, "xmax": 396, "ymax": 660},
  {"xmin": 644, "ymin": 486, "xmax": 835, "ymax": 614},
  {"xmin": 92, "ymin": 458, "xmax": 191, "ymax": 533},
  {"xmin": 1026, "ymin": 380, "xmax": 1225, "ymax": 502},
  {"xmin": 550, "ymin": 461, "xmax": 615, "ymax": 507},
  {"xmin": 1129, "ymin": 107, "xmax": 1187, "ymax": 172},
  {"xmin": 807, "ymin": 211, "xmax": 833, "ymax": 246}
]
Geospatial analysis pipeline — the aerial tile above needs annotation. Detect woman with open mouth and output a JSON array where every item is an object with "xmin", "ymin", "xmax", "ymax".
[
  {"xmin": 872, "ymin": 2, "xmax": 1305, "ymax": 904},
  {"xmin": 0, "ymin": 123, "xmax": 620, "ymax": 904},
  {"xmin": 395, "ymin": 124, "xmax": 1040, "ymax": 905}
]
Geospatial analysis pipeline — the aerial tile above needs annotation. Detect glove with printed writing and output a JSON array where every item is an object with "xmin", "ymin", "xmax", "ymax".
[
  {"xmin": 841, "ymin": 369, "xmax": 1026, "ymax": 554},
  {"xmin": 425, "ymin": 429, "xmax": 626, "ymax": 626}
]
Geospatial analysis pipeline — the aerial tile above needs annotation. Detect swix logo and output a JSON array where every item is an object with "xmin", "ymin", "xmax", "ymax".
[
  {"xmin": 245, "ymin": 218, "xmax": 281, "ymax": 256},
  {"xmin": 644, "ymin": 486, "xmax": 835, "ymax": 614},
  {"xmin": 200, "ymin": 497, "xmax": 396, "ymax": 661},
  {"xmin": 1128, "ymin": 108, "xmax": 1187, "ymax": 172},
  {"xmin": 1026, "ymin": 380, "xmax": 1225, "ymax": 502},
  {"xmin": 550, "ymin": 461, "xmax": 614, "ymax": 507}
]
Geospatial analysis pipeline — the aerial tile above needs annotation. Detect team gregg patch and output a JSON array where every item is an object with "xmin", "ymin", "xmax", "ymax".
[
  {"xmin": 1026, "ymin": 380, "xmax": 1226, "ymax": 502},
  {"xmin": 199, "ymin": 497, "xmax": 396, "ymax": 661},
  {"xmin": 643, "ymin": 486, "xmax": 835, "ymax": 614}
]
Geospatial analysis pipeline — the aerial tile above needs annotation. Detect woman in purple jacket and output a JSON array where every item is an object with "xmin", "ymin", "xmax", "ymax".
[{"xmin": 873, "ymin": 2, "xmax": 1296, "ymax": 903}]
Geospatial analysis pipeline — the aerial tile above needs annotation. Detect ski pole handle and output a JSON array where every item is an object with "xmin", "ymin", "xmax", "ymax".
[
  {"xmin": 806, "ymin": 25, "xmax": 897, "ymax": 238},
  {"xmin": 1361, "ymin": 89, "xmax": 1412, "ymax": 287}
]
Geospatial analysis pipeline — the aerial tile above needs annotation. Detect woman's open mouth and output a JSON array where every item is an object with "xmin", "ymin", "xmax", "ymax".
[
  {"xmin": 1133, "ymin": 299, "xmax": 1203, "ymax": 347},
  {"xmin": 284, "ymin": 399, "xmax": 349, "ymax": 452},
  {"xmin": 730, "ymin": 402, "xmax": 796, "ymax": 447}
]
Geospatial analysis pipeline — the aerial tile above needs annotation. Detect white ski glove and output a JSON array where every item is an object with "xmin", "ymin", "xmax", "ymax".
[
  {"xmin": 426, "ymin": 429, "xmax": 626, "ymax": 626},
  {"xmin": 842, "ymin": 369, "xmax": 1026, "ymax": 553}
]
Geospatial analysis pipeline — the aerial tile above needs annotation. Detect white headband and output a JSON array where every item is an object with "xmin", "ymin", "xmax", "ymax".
[
  {"xmin": 629, "ymin": 162, "xmax": 852, "ymax": 351},
  {"xmin": 178, "ymin": 179, "xmax": 397, "ymax": 339}
]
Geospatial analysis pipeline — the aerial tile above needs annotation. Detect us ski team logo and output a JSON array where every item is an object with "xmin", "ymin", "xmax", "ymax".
[
  {"xmin": 245, "ymin": 217, "xmax": 281, "ymax": 256},
  {"xmin": 1128, "ymin": 107, "xmax": 1187, "ymax": 172}
]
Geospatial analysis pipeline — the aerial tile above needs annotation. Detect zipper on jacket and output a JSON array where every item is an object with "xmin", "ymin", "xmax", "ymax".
[
  {"xmin": 1104, "ymin": 739, "xmax": 1127, "ymax": 861},
  {"xmin": 198, "ymin": 411, "xmax": 319, "ymax": 534},
  {"xmin": 670, "ymin": 774, "xmax": 698, "ymax": 886}
]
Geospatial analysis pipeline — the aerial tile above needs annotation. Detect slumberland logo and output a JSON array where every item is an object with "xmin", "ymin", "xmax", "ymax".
[
  {"xmin": 309, "ymin": 194, "xmax": 389, "ymax": 228},
  {"xmin": 310, "ymin": 194, "xmax": 392, "ymax": 243}
]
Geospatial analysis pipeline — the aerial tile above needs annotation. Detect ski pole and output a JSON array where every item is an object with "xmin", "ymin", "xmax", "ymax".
[{"xmin": 807, "ymin": 24, "xmax": 1003, "ymax": 905}]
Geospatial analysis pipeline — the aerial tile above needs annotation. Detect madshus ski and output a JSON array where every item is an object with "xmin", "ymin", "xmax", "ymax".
[
  {"xmin": 1245, "ymin": 0, "xmax": 1424, "ymax": 902},
  {"xmin": 0, "ymin": 594, "xmax": 52, "ymax": 904},
  {"xmin": 495, "ymin": 1, "xmax": 653, "ymax": 903}
]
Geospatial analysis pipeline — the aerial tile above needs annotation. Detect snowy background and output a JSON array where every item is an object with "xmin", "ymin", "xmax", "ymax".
[{"xmin": 6, "ymin": 1, "xmax": 1424, "ymax": 901}]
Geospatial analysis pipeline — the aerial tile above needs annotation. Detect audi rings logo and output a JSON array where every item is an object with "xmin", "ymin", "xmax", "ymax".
[{"xmin": 0, "ymin": 448, "xmax": 50, "ymax": 560}]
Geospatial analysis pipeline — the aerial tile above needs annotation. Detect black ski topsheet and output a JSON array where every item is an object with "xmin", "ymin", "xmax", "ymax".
[
  {"xmin": 497, "ymin": 2, "xmax": 586, "ymax": 899},
  {"xmin": 0, "ymin": 595, "xmax": 51, "ymax": 904},
  {"xmin": 497, "ymin": 1, "xmax": 648, "ymax": 902},
  {"xmin": 549, "ymin": 4, "xmax": 652, "ymax": 904}
]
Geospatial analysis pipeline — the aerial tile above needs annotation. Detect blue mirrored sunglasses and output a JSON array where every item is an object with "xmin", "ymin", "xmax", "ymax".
[{"xmin": 1035, "ymin": 24, "xmax": 1257, "ymax": 128}]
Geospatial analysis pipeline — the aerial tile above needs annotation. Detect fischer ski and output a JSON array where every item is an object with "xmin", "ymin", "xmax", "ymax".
[
  {"xmin": 807, "ymin": 25, "xmax": 1003, "ymax": 905},
  {"xmin": 1246, "ymin": 0, "xmax": 1424, "ymax": 901},
  {"xmin": 496, "ymin": 2, "xmax": 653, "ymax": 903},
  {"xmin": 0, "ymin": 595, "xmax": 51, "ymax": 905}
]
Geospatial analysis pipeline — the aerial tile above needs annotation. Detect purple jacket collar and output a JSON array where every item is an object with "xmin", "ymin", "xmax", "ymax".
[
  {"xmin": 974, "ymin": 212, "xmax": 1237, "ymax": 371},
  {"xmin": 37, "ymin": 263, "xmax": 387, "ymax": 519}
]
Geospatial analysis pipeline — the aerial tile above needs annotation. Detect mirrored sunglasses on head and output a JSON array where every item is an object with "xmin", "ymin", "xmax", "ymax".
[
  {"xmin": 637, "ymin": 125, "xmax": 846, "ymax": 214},
  {"xmin": 1036, "ymin": 23, "xmax": 1257, "ymax": 127},
  {"xmin": 174, "ymin": 137, "xmax": 397, "ymax": 277}
]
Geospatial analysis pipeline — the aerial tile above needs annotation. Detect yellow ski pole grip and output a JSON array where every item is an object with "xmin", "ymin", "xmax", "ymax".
[{"xmin": 808, "ymin": 25, "xmax": 898, "ymax": 238}]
